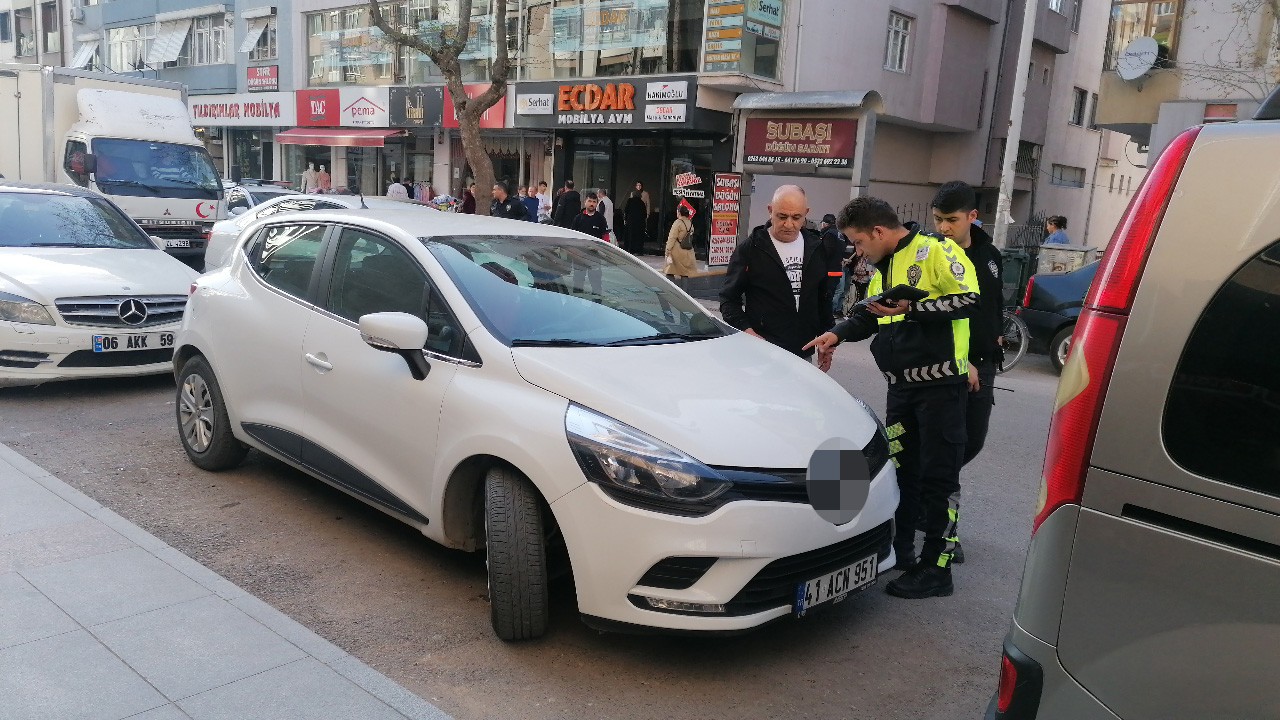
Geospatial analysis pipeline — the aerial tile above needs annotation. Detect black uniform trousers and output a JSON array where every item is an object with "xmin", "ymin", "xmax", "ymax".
[
  {"xmin": 963, "ymin": 360, "xmax": 997, "ymax": 466},
  {"xmin": 887, "ymin": 380, "xmax": 967, "ymax": 567}
]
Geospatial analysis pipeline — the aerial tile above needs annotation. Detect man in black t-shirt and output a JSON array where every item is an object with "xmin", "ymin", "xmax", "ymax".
[{"xmin": 569, "ymin": 192, "xmax": 609, "ymax": 296}]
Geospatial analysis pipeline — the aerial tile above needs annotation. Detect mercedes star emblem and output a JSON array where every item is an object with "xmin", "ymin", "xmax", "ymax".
[{"xmin": 117, "ymin": 298, "xmax": 148, "ymax": 326}]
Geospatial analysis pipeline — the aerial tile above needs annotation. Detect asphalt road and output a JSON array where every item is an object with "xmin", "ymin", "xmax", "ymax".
[{"xmin": 0, "ymin": 345, "xmax": 1061, "ymax": 720}]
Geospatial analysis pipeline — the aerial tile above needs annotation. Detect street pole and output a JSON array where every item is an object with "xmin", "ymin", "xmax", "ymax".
[{"xmin": 992, "ymin": 0, "xmax": 1039, "ymax": 249}]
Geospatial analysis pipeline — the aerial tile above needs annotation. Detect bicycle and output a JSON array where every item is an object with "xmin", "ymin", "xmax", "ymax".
[{"xmin": 998, "ymin": 308, "xmax": 1030, "ymax": 373}]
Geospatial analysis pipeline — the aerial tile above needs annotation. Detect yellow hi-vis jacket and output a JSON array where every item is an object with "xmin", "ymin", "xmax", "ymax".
[{"xmin": 833, "ymin": 229, "xmax": 980, "ymax": 385}]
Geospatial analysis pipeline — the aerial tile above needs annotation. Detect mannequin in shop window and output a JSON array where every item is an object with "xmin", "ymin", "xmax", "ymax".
[
  {"xmin": 317, "ymin": 165, "xmax": 331, "ymax": 194},
  {"xmin": 300, "ymin": 163, "xmax": 319, "ymax": 193}
]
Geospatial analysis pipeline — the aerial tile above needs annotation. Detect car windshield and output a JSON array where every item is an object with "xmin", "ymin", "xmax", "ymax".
[
  {"xmin": 0, "ymin": 192, "xmax": 152, "ymax": 249},
  {"xmin": 424, "ymin": 235, "xmax": 727, "ymax": 347},
  {"xmin": 92, "ymin": 138, "xmax": 222, "ymax": 199}
]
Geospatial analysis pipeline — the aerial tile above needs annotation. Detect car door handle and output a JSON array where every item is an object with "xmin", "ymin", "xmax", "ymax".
[{"xmin": 304, "ymin": 353, "xmax": 332, "ymax": 371}]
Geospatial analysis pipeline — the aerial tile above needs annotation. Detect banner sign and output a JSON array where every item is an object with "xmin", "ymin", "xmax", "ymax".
[
  {"xmin": 742, "ymin": 118, "xmax": 857, "ymax": 167},
  {"xmin": 247, "ymin": 65, "xmax": 278, "ymax": 92},
  {"xmin": 189, "ymin": 91, "xmax": 296, "ymax": 127},
  {"xmin": 388, "ymin": 86, "xmax": 445, "ymax": 127},
  {"xmin": 513, "ymin": 75, "xmax": 697, "ymax": 130},
  {"xmin": 709, "ymin": 172, "xmax": 742, "ymax": 266}
]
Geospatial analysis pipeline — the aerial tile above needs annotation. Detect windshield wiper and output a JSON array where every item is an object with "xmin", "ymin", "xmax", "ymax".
[
  {"xmin": 511, "ymin": 338, "xmax": 604, "ymax": 347},
  {"xmin": 29, "ymin": 242, "xmax": 93, "ymax": 248},
  {"xmin": 603, "ymin": 332, "xmax": 721, "ymax": 346},
  {"xmin": 96, "ymin": 178, "xmax": 162, "ymax": 195}
]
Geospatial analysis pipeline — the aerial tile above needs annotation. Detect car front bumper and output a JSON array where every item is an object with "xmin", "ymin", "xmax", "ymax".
[
  {"xmin": 0, "ymin": 321, "xmax": 176, "ymax": 388},
  {"xmin": 553, "ymin": 463, "xmax": 900, "ymax": 632}
]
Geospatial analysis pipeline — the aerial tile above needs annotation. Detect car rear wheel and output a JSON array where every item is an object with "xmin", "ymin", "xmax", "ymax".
[
  {"xmin": 176, "ymin": 356, "xmax": 248, "ymax": 471},
  {"xmin": 1050, "ymin": 325, "xmax": 1074, "ymax": 374},
  {"xmin": 484, "ymin": 466, "xmax": 550, "ymax": 641}
]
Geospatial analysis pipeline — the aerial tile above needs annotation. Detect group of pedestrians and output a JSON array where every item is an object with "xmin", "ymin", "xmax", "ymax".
[{"xmin": 721, "ymin": 181, "xmax": 1004, "ymax": 600}]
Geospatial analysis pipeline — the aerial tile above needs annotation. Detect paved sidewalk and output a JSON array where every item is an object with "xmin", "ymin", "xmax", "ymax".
[{"xmin": 0, "ymin": 442, "xmax": 451, "ymax": 720}]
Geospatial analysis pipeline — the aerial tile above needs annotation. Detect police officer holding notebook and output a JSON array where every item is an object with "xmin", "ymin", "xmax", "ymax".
[{"xmin": 805, "ymin": 197, "xmax": 979, "ymax": 599}]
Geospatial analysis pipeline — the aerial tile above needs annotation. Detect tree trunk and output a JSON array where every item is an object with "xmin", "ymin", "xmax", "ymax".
[{"xmin": 459, "ymin": 107, "xmax": 494, "ymax": 216}]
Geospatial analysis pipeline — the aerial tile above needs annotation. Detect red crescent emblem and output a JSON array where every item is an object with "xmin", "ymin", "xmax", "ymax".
[{"xmin": 195, "ymin": 202, "xmax": 212, "ymax": 219}]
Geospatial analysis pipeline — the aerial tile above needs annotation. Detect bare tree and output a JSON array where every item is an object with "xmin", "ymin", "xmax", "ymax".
[
  {"xmin": 1135, "ymin": 0, "xmax": 1280, "ymax": 100},
  {"xmin": 368, "ymin": 0, "xmax": 510, "ymax": 215}
]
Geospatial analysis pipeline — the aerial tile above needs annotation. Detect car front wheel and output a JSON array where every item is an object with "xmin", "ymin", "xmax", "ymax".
[
  {"xmin": 1050, "ymin": 325, "xmax": 1074, "ymax": 374},
  {"xmin": 484, "ymin": 465, "xmax": 550, "ymax": 641},
  {"xmin": 176, "ymin": 355, "xmax": 248, "ymax": 471}
]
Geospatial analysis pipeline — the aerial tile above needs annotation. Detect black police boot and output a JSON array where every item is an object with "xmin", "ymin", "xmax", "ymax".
[
  {"xmin": 886, "ymin": 563, "xmax": 954, "ymax": 599},
  {"xmin": 952, "ymin": 543, "xmax": 965, "ymax": 564}
]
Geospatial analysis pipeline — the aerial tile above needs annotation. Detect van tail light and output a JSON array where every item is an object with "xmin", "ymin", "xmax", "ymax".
[
  {"xmin": 1020, "ymin": 276, "xmax": 1035, "ymax": 309},
  {"xmin": 1032, "ymin": 125, "xmax": 1202, "ymax": 534},
  {"xmin": 993, "ymin": 642, "xmax": 1043, "ymax": 718}
]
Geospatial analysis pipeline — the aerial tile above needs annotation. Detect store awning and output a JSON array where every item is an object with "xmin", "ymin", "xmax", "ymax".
[
  {"xmin": 147, "ymin": 19, "xmax": 193, "ymax": 65},
  {"xmin": 239, "ymin": 17, "xmax": 269, "ymax": 53},
  {"xmin": 276, "ymin": 128, "xmax": 406, "ymax": 147},
  {"xmin": 70, "ymin": 40, "xmax": 99, "ymax": 69}
]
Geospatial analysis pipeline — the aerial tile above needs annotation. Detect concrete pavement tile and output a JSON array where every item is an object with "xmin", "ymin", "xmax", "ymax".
[
  {"xmin": 124, "ymin": 706, "xmax": 193, "ymax": 720},
  {"xmin": 28, "ymin": 472, "xmax": 104, "ymax": 514},
  {"xmin": 22, "ymin": 547, "xmax": 210, "ymax": 627},
  {"xmin": 0, "ymin": 471, "xmax": 89, "ymax": 537},
  {"xmin": 0, "ymin": 573, "xmax": 80, "ymax": 650},
  {"xmin": 0, "ymin": 629, "xmax": 167, "ymax": 720},
  {"xmin": 152, "ymin": 546, "xmax": 248, "ymax": 601},
  {"xmin": 229, "ymin": 593, "xmax": 347, "ymax": 663},
  {"xmin": 0, "ymin": 517, "xmax": 133, "ymax": 574},
  {"xmin": 92, "ymin": 594, "xmax": 307, "ymax": 701},
  {"xmin": 179, "ymin": 658, "xmax": 416, "ymax": 720},
  {"xmin": 0, "ymin": 443, "xmax": 54, "ymax": 479},
  {"xmin": 91, "ymin": 506, "xmax": 170, "ymax": 552},
  {"xmin": 328, "ymin": 654, "xmax": 454, "ymax": 720}
]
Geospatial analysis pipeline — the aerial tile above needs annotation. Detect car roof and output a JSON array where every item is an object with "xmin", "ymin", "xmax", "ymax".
[
  {"xmin": 0, "ymin": 180, "xmax": 99, "ymax": 198},
  {"xmin": 260, "ymin": 207, "xmax": 591, "ymax": 241},
  {"xmin": 250, "ymin": 194, "xmax": 430, "ymax": 211}
]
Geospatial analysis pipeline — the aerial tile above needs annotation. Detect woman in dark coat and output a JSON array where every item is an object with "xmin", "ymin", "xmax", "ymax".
[{"xmin": 623, "ymin": 191, "xmax": 648, "ymax": 255}]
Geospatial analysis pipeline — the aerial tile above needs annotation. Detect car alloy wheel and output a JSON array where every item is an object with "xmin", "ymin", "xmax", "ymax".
[
  {"xmin": 175, "ymin": 356, "xmax": 248, "ymax": 471},
  {"xmin": 1050, "ymin": 326, "xmax": 1074, "ymax": 374}
]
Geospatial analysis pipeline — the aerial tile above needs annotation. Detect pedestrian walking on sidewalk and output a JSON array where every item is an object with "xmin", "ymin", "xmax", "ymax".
[
  {"xmin": 664, "ymin": 205, "xmax": 698, "ymax": 287},
  {"xmin": 805, "ymin": 197, "xmax": 979, "ymax": 598},
  {"xmin": 570, "ymin": 191, "xmax": 609, "ymax": 296}
]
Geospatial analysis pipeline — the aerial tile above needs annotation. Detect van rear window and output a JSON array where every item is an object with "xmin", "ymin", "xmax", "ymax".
[{"xmin": 1163, "ymin": 242, "xmax": 1280, "ymax": 492}]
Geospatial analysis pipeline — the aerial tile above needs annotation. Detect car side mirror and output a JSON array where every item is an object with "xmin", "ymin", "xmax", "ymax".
[
  {"xmin": 82, "ymin": 153, "xmax": 97, "ymax": 175},
  {"xmin": 149, "ymin": 235, "xmax": 166, "ymax": 251},
  {"xmin": 230, "ymin": 206, "xmax": 246, "ymax": 217},
  {"xmin": 360, "ymin": 312, "xmax": 431, "ymax": 380}
]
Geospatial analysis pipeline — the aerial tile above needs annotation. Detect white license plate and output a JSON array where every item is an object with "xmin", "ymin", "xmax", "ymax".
[
  {"xmin": 92, "ymin": 332, "xmax": 174, "ymax": 353},
  {"xmin": 794, "ymin": 554, "xmax": 878, "ymax": 615},
  {"xmin": 166, "ymin": 239, "xmax": 192, "ymax": 248}
]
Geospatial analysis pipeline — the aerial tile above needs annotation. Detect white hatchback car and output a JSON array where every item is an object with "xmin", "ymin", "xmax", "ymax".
[
  {"xmin": 204, "ymin": 194, "xmax": 432, "ymax": 272},
  {"xmin": 0, "ymin": 181, "xmax": 198, "ymax": 388},
  {"xmin": 175, "ymin": 208, "xmax": 897, "ymax": 640}
]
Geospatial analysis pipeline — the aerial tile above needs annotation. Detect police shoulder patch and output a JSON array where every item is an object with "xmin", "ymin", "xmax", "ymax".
[
  {"xmin": 907, "ymin": 264, "xmax": 923, "ymax": 287},
  {"xmin": 951, "ymin": 261, "xmax": 966, "ymax": 281},
  {"xmin": 988, "ymin": 259, "xmax": 1000, "ymax": 278}
]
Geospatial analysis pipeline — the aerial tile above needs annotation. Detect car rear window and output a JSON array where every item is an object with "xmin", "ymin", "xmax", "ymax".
[{"xmin": 1163, "ymin": 242, "xmax": 1280, "ymax": 493}]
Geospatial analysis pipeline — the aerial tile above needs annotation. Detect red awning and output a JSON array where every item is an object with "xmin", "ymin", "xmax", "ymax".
[{"xmin": 276, "ymin": 128, "xmax": 406, "ymax": 147}]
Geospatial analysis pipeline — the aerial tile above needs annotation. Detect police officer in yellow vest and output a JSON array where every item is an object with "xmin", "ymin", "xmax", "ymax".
[{"xmin": 806, "ymin": 197, "xmax": 979, "ymax": 599}]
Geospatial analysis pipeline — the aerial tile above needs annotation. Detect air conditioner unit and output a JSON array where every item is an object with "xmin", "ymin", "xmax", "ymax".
[{"xmin": 70, "ymin": 7, "xmax": 85, "ymax": 23}]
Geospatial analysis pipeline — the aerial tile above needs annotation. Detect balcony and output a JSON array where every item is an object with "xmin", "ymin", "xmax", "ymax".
[{"xmin": 1094, "ymin": 70, "xmax": 1181, "ymax": 145}]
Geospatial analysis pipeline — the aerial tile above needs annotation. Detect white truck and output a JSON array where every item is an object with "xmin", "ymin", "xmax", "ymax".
[{"xmin": 0, "ymin": 64, "xmax": 224, "ymax": 266}]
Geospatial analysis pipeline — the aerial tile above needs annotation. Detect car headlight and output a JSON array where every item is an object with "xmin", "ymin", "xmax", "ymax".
[
  {"xmin": 0, "ymin": 292, "xmax": 55, "ymax": 326},
  {"xmin": 566, "ymin": 404, "xmax": 731, "ymax": 513}
]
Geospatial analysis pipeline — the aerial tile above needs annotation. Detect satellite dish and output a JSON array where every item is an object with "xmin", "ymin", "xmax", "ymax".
[{"xmin": 1117, "ymin": 36, "xmax": 1159, "ymax": 81}]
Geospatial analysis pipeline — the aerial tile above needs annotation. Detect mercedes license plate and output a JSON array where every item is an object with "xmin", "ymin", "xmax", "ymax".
[
  {"xmin": 794, "ymin": 554, "xmax": 877, "ymax": 615},
  {"xmin": 92, "ymin": 332, "xmax": 174, "ymax": 353},
  {"xmin": 166, "ymin": 239, "xmax": 192, "ymax": 248}
]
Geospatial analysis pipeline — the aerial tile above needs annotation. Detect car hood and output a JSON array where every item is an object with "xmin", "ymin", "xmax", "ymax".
[
  {"xmin": 0, "ymin": 248, "xmax": 198, "ymax": 302},
  {"xmin": 511, "ymin": 333, "xmax": 878, "ymax": 468}
]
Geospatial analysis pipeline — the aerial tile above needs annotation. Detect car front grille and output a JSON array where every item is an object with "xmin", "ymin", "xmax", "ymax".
[
  {"xmin": 54, "ymin": 296, "xmax": 187, "ymax": 329},
  {"xmin": 58, "ymin": 348, "xmax": 173, "ymax": 368},
  {"xmin": 0, "ymin": 350, "xmax": 51, "ymax": 369},
  {"xmin": 636, "ymin": 556, "xmax": 718, "ymax": 590},
  {"xmin": 722, "ymin": 520, "xmax": 893, "ymax": 616},
  {"xmin": 142, "ymin": 226, "xmax": 203, "ymax": 241}
]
